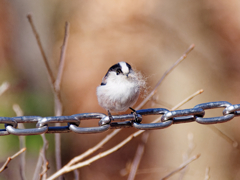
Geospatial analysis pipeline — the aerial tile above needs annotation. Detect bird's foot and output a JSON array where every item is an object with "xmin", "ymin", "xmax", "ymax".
[
  {"xmin": 129, "ymin": 107, "xmax": 138, "ymax": 121},
  {"xmin": 108, "ymin": 110, "xmax": 114, "ymax": 122}
]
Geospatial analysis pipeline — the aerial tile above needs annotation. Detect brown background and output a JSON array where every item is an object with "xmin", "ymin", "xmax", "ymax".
[{"xmin": 0, "ymin": 0, "xmax": 240, "ymax": 179}]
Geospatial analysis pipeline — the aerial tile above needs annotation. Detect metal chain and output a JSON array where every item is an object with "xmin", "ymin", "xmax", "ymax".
[{"xmin": 0, "ymin": 101, "xmax": 240, "ymax": 136}]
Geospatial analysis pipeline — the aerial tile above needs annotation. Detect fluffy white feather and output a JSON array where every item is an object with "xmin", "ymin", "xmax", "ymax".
[{"xmin": 97, "ymin": 62, "xmax": 144, "ymax": 113}]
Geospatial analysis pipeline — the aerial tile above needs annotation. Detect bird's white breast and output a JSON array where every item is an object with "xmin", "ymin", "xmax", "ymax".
[{"xmin": 97, "ymin": 74, "xmax": 140, "ymax": 112}]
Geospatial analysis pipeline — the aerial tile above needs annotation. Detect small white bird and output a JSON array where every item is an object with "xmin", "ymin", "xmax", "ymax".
[{"xmin": 97, "ymin": 62, "xmax": 144, "ymax": 116}]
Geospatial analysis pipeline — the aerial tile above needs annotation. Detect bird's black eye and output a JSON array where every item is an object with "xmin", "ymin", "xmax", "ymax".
[{"xmin": 116, "ymin": 69, "xmax": 122, "ymax": 75}]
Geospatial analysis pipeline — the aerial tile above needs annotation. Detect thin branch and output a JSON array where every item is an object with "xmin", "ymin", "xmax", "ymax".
[
  {"xmin": 127, "ymin": 89, "xmax": 202, "ymax": 180},
  {"xmin": 171, "ymin": 89, "xmax": 204, "ymax": 110},
  {"xmin": 0, "ymin": 148, "xmax": 26, "ymax": 173},
  {"xmin": 67, "ymin": 129, "xmax": 121, "ymax": 167},
  {"xmin": 33, "ymin": 151, "xmax": 44, "ymax": 180},
  {"xmin": 47, "ymin": 130, "xmax": 145, "ymax": 180},
  {"xmin": 49, "ymin": 44, "xmax": 196, "ymax": 179},
  {"xmin": 160, "ymin": 154, "xmax": 201, "ymax": 180},
  {"xmin": 39, "ymin": 162, "xmax": 49, "ymax": 180},
  {"xmin": 27, "ymin": 14, "xmax": 70, "ymax": 179},
  {"xmin": 54, "ymin": 21, "xmax": 70, "ymax": 92},
  {"xmin": 207, "ymin": 125, "xmax": 238, "ymax": 148},
  {"xmin": 127, "ymin": 133, "xmax": 149, "ymax": 180},
  {"xmin": 126, "ymin": 45, "xmax": 196, "ymax": 179},
  {"xmin": 178, "ymin": 133, "xmax": 195, "ymax": 180},
  {"xmin": 13, "ymin": 104, "xmax": 26, "ymax": 180},
  {"xmin": 33, "ymin": 134, "xmax": 49, "ymax": 180},
  {"xmin": 135, "ymin": 44, "xmax": 195, "ymax": 110},
  {"xmin": 40, "ymin": 134, "xmax": 49, "ymax": 180},
  {"xmin": 27, "ymin": 14, "xmax": 51, "ymax": 180},
  {"xmin": 48, "ymin": 89, "xmax": 203, "ymax": 179},
  {"xmin": 54, "ymin": 22, "xmax": 70, "ymax": 180},
  {"xmin": 204, "ymin": 167, "xmax": 210, "ymax": 180},
  {"xmin": 0, "ymin": 81, "xmax": 10, "ymax": 97},
  {"xmin": 27, "ymin": 14, "xmax": 55, "ymax": 86}
]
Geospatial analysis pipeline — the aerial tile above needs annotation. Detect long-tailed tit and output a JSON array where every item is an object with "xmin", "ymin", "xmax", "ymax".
[{"xmin": 97, "ymin": 62, "xmax": 145, "ymax": 118}]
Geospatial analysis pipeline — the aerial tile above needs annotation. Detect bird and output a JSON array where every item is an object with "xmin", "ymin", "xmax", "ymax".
[{"xmin": 96, "ymin": 62, "xmax": 144, "ymax": 119}]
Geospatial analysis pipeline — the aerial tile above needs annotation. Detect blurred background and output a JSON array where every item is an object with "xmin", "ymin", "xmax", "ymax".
[{"xmin": 1, "ymin": 0, "xmax": 240, "ymax": 179}]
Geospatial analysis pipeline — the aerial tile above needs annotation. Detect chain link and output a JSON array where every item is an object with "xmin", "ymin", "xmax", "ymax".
[{"xmin": 0, "ymin": 101, "xmax": 239, "ymax": 136}]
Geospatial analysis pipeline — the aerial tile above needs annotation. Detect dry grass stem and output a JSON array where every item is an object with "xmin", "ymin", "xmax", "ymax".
[
  {"xmin": 13, "ymin": 104, "xmax": 23, "ymax": 116},
  {"xmin": 13, "ymin": 104, "xmax": 27, "ymax": 180},
  {"xmin": 0, "ymin": 148, "xmax": 26, "ymax": 173},
  {"xmin": 208, "ymin": 125, "xmax": 238, "ymax": 148},
  {"xmin": 40, "ymin": 134, "xmax": 49, "ymax": 180},
  {"xmin": 67, "ymin": 129, "xmax": 121, "ymax": 166},
  {"xmin": 39, "ymin": 162, "xmax": 49, "ymax": 180},
  {"xmin": 126, "ymin": 44, "xmax": 196, "ymax": 180},
  {"xmin": 204, "ymin": 167, "xmax": 210, "ymax": 180},
  {"xmin": 27, "ymin": 14, "xmax": 55, "ymax": 86},
  {"xmin": 127, "ymin": 89, "xmax": 202, "ymax": 180},
  {"xmin": 47, "ymin": 130, "xmax": 145, "ymax": 180},
  {"xmin": 171, "ymin": 89, "xmax": 204, "ymax": 110},
  {"xmin": 0, "ymin": 81, "xmax": 10, "ymax": 97},
  {"xmin": 135, "ymin": 44, "xmax": 195, "ymax": 110},
  {"xmin": 54, "ymin": 21, "xmax": 70, "ymax": 92},
  {"xmin": 28, "ymin": 14, "xmax": 70, "ymax": 179},
  {"xmin": 53, "ymin": 22, "xmax": 70, "ymax": 180},
  {"xmin": 127, "ymin": 132, "xmax": 149, "ymax": 180},
  {"xmin": 160, "ymin": 154, "xmax": 201, "ymax": 180},
  {"xmin": 48, "ymin": 88, "xmax": 203, "ymax": 179},
  {"xmin": 27, "ymin": 14, "xmax": 51, "ymax": 179},
  {"xmin": 178, "ymin": 133, "xmax": 195, "ymax": 180},
  {"xmin": 33, "ymin": 134, "xmax": 49, "ymax": 180}
]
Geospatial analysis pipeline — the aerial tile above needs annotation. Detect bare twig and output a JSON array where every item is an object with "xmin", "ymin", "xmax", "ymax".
[
  {"xmin": 160, "ymin": 154, "xmax": 201, "ymax": 180},
  {"xmin": 39, "ymin": 162, "xmax": 49, "ymax": 180},
  {"xmin": 127, "ymin": 133, "xmax": 149, "ymax": 180},
  {"xmin": 40, "ymin": 134, "xmax": 49, "ymax": 180},
  {"xmin": 27, "ymin": 14, "xmax": 50, "ymax": 179},
  {"xmin": 50, "ymin": 44, "xmax": 196, "ymax": 179},
  {"xmin": 47, "ymin": 89, "xmax": 203, "ymax": 179},
  {"xmin": 171, "ymin": 89, "xmax": 204, "ymax": 110},
  {"xmin": 0, "ymin": 81, "xmax": 10, "ymax": 97},
  {"xmin": 204, "ymin": 167, "xmax": 210, "ymax": 180},
  {"xmin": 13, "ymin": 104, "xmax": 26, "ymax": 180},
  {"xmin": 47, "ymin": 130, "xmax": 145, "ymax": 180},
  {"xmin": 127, "ymin": 45, "xmax": 197, "ymax": 180},
  {"xmin": 178, "ymin": 133, "xmax": 195, "ymax": 180},
  {"xmin": 67, "ymin": 129, "xmax": 121, "ymax": 167},
  {"xmin": 73, "ymin": 170, "xmax": 79, "ymax": 180},
  {"xmin": 27, "ymin": 14, "xmax": 55, "ymax": 86},
  {"xmin": 53, "ymin": 22, "xmax": 70, "ymax": 180},
  {"xmin": 54, "ymin": 21, "xmax": 70, "ymax": 93},
  {"xmin": 28, "ymin": 14, "xmax": 70, "ymax": 179},
  {"xmin": 33, "ymin": 134, "xmax": 49, "ymax": 180},
  {"xmin": 127, "ymin": 89, "xmax": 202, "ymax": 180},
  {"xmin": 0, "ymin": 148, "xmax": 26, "ymax": 173},
  {"xmin": 208, "ymin": 125, "xmax": 238, "ymax": 148},
  {"xmin": 135, "ymin": 44, "xmax": 195, "ymax": 110},
  {"xmin": 33, "ymin": 154, "xmax": 43, "ymax": 180}
]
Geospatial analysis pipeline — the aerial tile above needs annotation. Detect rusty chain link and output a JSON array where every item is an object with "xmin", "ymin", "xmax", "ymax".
[{"xmin": 0, "ymin": 101, "xmax": 239, "ymax": 136}]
